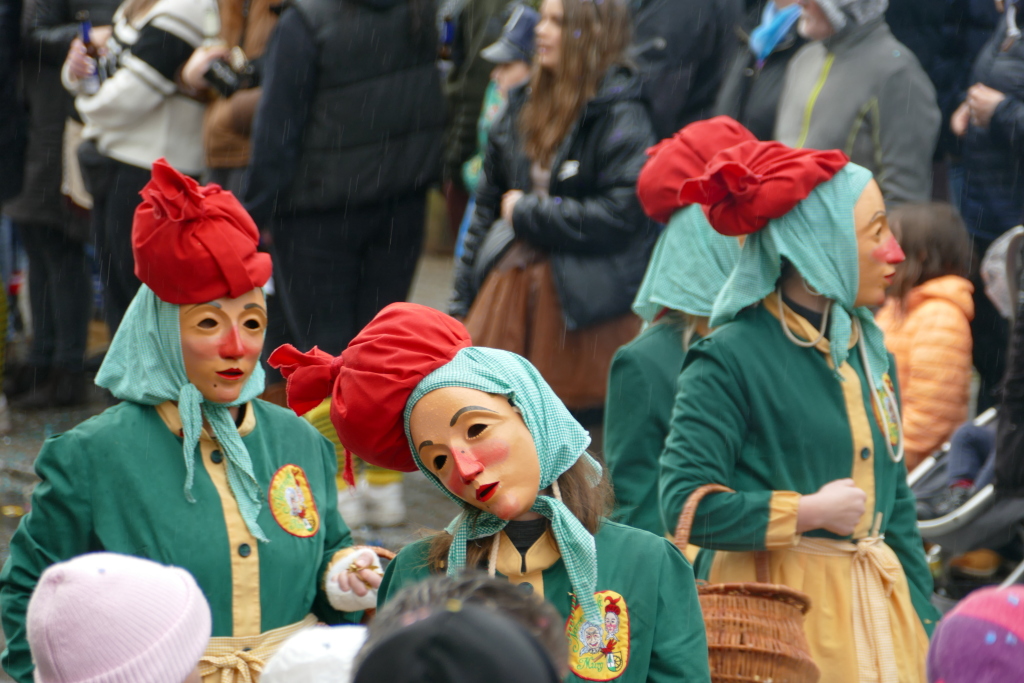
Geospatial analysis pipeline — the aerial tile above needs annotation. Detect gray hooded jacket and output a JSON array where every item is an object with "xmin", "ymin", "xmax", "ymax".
[{"xmin": 774, "ymin": 10, "xmax": 939, "ymax": 205}]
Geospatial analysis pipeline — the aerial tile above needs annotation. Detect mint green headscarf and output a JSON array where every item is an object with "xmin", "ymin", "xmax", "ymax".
[
  {"xmin": 96, "ymin": 285, "xmax": 269, "ymax": 542},
  {"xmin": 632, "ymin": 204, "xmax": 741, "ymax": 322},
  {"xmin": 709, "ymin": 163, "xmax": 890, "ymax": 385},
  {"xmin": 403, "ymin": 346, "xmax": 605, "ymax": 626}
]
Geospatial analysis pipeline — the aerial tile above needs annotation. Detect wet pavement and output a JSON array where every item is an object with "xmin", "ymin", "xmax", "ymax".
[{"xmin": 0, "ymin": 255, "xmax": 459, "ymax": 680}]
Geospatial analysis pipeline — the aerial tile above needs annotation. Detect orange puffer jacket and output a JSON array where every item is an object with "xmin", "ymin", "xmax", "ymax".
[{"xmin": 876, "ymin": 275, "xmax": 975, "ymax": 471}]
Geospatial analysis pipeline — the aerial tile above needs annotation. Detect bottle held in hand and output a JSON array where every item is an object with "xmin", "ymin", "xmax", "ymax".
[{"xmin": 76, "ymin": 11, "xmax": 101, "ymax": 94}]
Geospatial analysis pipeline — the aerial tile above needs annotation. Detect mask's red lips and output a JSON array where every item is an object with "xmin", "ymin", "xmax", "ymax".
[
  {"xmin": 216, "ymin": 368, "xmax": 244, "ymax": 380},
  {"xmin": 476, "ymin": 482, "xmax": 498, "ymax": 502}
]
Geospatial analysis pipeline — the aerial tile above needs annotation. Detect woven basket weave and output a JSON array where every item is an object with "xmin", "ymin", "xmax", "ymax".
[{"xmin": 676, "ymin": 484, "xmax": 820, "ymax": 683}]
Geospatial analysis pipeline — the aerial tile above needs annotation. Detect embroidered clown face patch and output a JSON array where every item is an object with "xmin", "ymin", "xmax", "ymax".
[
  {"xmin": 269, "ymin": 464, "xmax": 320, "ymax": 537},
  {"xmin": 871, "ymin": 373, "xmax": 901, "ymax": 449},
  {"xmin": 566, "ymin": 591, "xmax": 630, "ymax": 680}
]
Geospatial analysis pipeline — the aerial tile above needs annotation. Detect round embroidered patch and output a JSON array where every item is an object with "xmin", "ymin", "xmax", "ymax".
[
  {"xmin": 566, "ymin": 590, "xmax": 630, "ymax": 681},
  {"xmin": 268, "ymin": 464, "xmax": 320, "ymax": 537}
]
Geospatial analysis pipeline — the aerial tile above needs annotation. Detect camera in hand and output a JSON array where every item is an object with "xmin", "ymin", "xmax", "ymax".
[{"xmin": 203, "ymin": 47, "xmax": 256, "ymax": 98}]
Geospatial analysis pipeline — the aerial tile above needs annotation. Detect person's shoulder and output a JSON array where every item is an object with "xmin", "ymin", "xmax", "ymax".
[
  {"xmin": 617, "ymin": 323, "xmax": 684, "ymax": 361},
  {"xmin": 390, "ymin": 536, "xmax": 435, "ymax": 575},
  {"xmin": 597, "ymin": 519, "xmax": 674, "ymax": 553}
]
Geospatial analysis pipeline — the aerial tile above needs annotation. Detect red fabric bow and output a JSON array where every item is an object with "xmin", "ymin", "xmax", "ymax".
[
  {"xmin": 269, "ymin": 303, "xmax": 473, "ymax": 484},
  {"xmin": 678, "ymin": 141, "xmax": 849, "ymax": 236},
  {"xmin": 636, "ymin": 116, "xmax": 757, "ymax": 223},
  {"xmin": 133, "ymin": 158, "xmax": 272, "ymax": 304}
]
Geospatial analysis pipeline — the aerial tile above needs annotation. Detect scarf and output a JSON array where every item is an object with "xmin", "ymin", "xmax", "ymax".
[
  {"xmin": 709, "ymin": 163, "xmax": 890, "ymax": 386},
  {"xmin": 96, "ymin": 285, "xmax": 269, "ymax": 541},
  {"xmin": 403, "ymin": 346, "xmax": 605, "ymax": 626},
  {"xmin": 632, "ymin": 204, "xmax": 740, "ymax": 323},
  {"xmin": 749, "ymin": 2, "xmax": 802, "ymax": 64}
]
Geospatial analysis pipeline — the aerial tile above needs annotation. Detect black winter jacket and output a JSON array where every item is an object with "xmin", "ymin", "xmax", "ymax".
[
  {"xmin": 960, "ymin": 16, "xmax": 1024, "ymax": 242},
  {"xmin": 246, "ymin": 0, "xmax": 444, "ymax": 221},
  {"xmin": 450, "ymin": 66, "xmax": 658, "ymax": 329},
  {"xmin": 713, "ymin": 3, "xmax": 805, "ymax": 142},
  {"xmin": 4, "ymin": 0, "xmax": 119, "ymax": 226},
  {"xmin": 630, "ymin": 0, "xmax": 742, "ymax": 140}
]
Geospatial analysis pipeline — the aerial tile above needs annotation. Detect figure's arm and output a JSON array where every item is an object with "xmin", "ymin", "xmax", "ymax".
[
  {"xmin": 987, "ymin": 94, "xmax": 1024, "ymax": 159},
  {"xmin": 658, "ymin": 339, "xmax": 802, "ymax": 551},
  {"xmin": 604, "ymin": 344, "xmax": 672, "ymax": 535},
  {"xmin": 646, "ymin": 539, "xmax": 711, "ymax": 682},
  {"xmin": 25, "ymin": 0, "xmax": 78, "ymax": 68},
  {"xmin": 1, "ymin": 432, "xmax": 97, "ymax": 683},
  {"xmin": 511, "ymin": 102, "xmax": 654, "ymax": 255},
  {"xmin": 242, "ymin": 7, "xmax": 317, "ymax": 225},
  {"xmin": 312, "ymin": 437, "xmax": 366, "ymax": 624},
  {"xmin": 874, "ymin": 64, "xmax": 941, "ymax": 205},
  {"xmin": 69, "ymin": 15, "xmax": 199, "ymax": 119},
  {"xmin": 449, "ymin": 111, "xmax": 509, "ymax": 318}
]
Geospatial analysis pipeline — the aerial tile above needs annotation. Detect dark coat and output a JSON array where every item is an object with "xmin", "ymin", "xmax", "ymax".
[
  {"xmin": 451, "ymin": 65, "xmax": 658, "ymax": 329},
  {"xmin": 0, "ymin": 0, "xmax": 26, "ymax": 202},
  {"xmin": 960, "ymin": 16, "xmax": 1024, "ymax": 241},
  {"xmin": 282, "ymin": 0, "xmax": 445, "ymax": 212},
  {"xmin": 4, "ymin": 0, "xmax": 119, "ymax": 226},
  {"xmin": 631, "ymin": 0, "xmax": 743, "ymax": 140},
  {"xmin": 713, "ymin": 3, "xmax": 805, "ymax": 142}
]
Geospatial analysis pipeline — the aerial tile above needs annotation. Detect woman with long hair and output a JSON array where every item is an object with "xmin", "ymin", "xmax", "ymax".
[
  {"xmin": 270, "ymin": 303, "xmax": 711, "ymax": 682},
  {"xmin": 451, "ymin": 0, "xmax": 656, "ymax": 418},
  {"xmin": 62, "ymin": 0, "xmax": 209, "ymax": 335}
]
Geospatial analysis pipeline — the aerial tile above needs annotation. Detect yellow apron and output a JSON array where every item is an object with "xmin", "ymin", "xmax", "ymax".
[{"xmin": 199, "ymin": 614, "xmax": 318, "ymax": 683}]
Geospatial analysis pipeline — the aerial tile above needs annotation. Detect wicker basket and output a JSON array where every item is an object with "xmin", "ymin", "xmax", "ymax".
[{"xmin": 675, "ymin": 484, "xmax": 820, "ymax": 683}]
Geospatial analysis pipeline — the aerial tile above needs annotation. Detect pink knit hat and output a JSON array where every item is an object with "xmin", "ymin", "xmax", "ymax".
[{"xmin": 27, "ymin": 552, "xmax": 212, "ymax": 683}]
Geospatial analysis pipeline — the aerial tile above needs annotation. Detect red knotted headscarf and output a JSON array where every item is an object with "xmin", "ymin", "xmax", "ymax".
[
  {"xmin": 678, "ymin": 141, "xmax": 849, "ymax": 236},
  {"xmin": 268, "ymin": 303, "xmax": 472, "ymax": 485},
  {"xmin": 636, "ymin": 116, "xmax": 757, "ymax": 224},
  {"xmin": 133, "ymin": 158, "xmax": 272, "ymax": 304}
]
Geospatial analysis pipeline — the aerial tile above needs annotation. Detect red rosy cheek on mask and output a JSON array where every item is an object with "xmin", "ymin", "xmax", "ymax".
[
  {"xmin": 872, "ymin": 237, "xmax": 905, "ymax": 264},
  {"xmin": 470, "ymin": 439, "xmax": 510, "ymax": 467}
]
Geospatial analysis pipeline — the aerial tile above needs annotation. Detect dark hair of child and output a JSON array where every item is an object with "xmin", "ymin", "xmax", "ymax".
[{"xmin": 887, "ymin": 202, "xmax": 971, "ymax": 309}]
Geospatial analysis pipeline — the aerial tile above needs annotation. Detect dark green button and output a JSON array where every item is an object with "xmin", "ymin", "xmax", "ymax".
[
  {"xmin": 238, "ymin": 543, "xmax": 251, "ymax": 557},
  {"xmin": 210, "ymin": 450, "xmax": 223, "ymax": 464},
  {"xmin": 860, "ymin": 447, "xmax": 871, "ymax": 460},
  {"xmin": 518, "ymin": 582, "xmax": 534, "ymax": 594}
]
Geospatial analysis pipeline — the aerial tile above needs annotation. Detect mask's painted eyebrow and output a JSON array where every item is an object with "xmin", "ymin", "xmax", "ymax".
[
  {"xmin": 450, "ymin": 405, "xmax": 497, "ymax": 427},
  {"xmin": 418, "ymin": 440, "xmax": 433, "ymax": 452},
  {"xmin": 870, "ymin": 210, "xmax": 886, "ymax": 224},
  {"xmin": 243, "ymin": 303, "xmax": 266, "ymax": 312},
  {"xmin": 186, "ymin": 301, "xmax": 222, "ymax": 312}
]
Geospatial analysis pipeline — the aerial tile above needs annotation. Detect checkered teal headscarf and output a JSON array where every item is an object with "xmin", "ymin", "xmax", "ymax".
[
  {"xmin": 632, "ymin": 204, "xmax": 741, "ymax": 322},
  {"xmin": 403, "ymin": 346, "xmax": 605, "ymax": 626},
  {"xmin": 709, "ymin": 163, "xmax": 890, "ymax": 384},
  {"xmin": 96, "ymin": 285, "xmax": 269, "ymax": 541}
]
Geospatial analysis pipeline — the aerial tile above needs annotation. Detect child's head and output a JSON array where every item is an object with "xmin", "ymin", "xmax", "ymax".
[
  {"xmin": 261, "ymin": 625, "xmax": 368, "ymax": 683},
  {"xmin": 359, "ymin": 573, "xmax": 568, "ymax": 676},
  {"xmin": 27, "ymin": 552, "xmax": 211, "ymax": 683},
  {"xmin": 928, "ymin": 585, "xmax": 1024, "ymax": 683},
  {"xmin": 887, "ymin": 202, "xmax": 970, "ymax": 303}
]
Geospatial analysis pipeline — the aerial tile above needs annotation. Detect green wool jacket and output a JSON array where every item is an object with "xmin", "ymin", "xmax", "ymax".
[
  {"xmin": 605, "ymin": 322, "xmax": 688, "ymax": 537},
  {"xmin": 0, "ymin": 399, "xmax": 357, "ymax": 683},
  {"xmin": 380, "ymin": 520, "xmax": 711, "ymax": 683},
  {"xmin": 658, "ymin": 302, "xmax": 939, "ymax": 633}
]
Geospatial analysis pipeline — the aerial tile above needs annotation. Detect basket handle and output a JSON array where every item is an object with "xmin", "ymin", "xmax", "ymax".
[{"xmin": 673, "ymin": 483, "xmax": 772, "ymax": 584}]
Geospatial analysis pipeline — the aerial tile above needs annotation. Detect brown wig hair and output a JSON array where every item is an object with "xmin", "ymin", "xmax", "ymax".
[
  {"xmin": 425, "ymin": 455, "xmax": 614, "ymax": 572},
  {"xmin": 519, "ymin": 0, "xmax": 632, "ymax": 165},
  {"xmin": 887, "ymin": 202, "xmax": 971, "ymax": 309}
]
